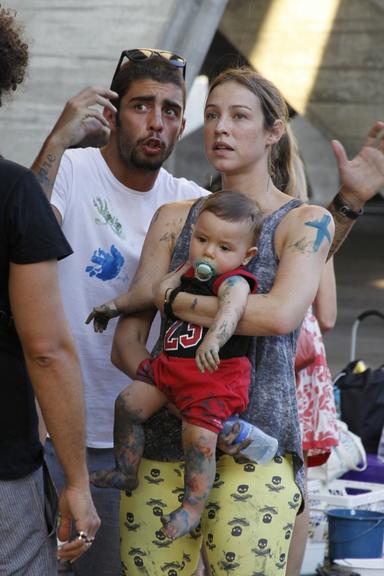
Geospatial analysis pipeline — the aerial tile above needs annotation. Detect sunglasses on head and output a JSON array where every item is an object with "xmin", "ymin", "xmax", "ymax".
[{"xmin": 111, "ymin": 48, "xmax": 186, "ymax": 85}]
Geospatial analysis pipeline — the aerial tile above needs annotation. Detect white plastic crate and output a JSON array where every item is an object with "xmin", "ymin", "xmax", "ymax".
[
  {"xmin": 301, "ymin": 541, "xmax": 326, "ymax": 575},
  {"xmin": 309, "ymin": 478, "xmax": 384, "ymax": 508},
  {"xmin": 334, "ymin": 559, "xmax": 384, "ymax": 576},
  {"xmin": 308, "ymin": 479, "xmax": 384, "ymax": 543}
]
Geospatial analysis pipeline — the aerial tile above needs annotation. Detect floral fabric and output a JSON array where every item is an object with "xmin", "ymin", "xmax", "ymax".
[{"xmin": 296, "ymin": 308, "xmax": 339, "ymax": 466}]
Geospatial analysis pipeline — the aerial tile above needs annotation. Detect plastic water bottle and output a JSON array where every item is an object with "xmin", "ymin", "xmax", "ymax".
[
  {"xmin": 378, "ymin": 425, "xmax": 384, "ymax": 463},
  {"xmin": 221, "ymin": 416, "xmax": 278, "ymax": 464}
]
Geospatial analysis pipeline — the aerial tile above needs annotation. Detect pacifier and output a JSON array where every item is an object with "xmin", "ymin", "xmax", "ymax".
[{"xmin": 194, "ymin": 260, "xmax": 215, "ymax": 282}]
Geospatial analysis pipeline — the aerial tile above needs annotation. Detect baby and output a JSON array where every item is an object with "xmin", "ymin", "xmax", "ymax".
[{"xmin": 87, "ymin": 190, "xmax": 277, "ymax": 539}]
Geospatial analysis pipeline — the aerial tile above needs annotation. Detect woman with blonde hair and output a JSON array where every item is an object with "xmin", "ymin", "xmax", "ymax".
[{"xmin": 103, "ymin": 66, "xmax": 383, "ymax": 575}]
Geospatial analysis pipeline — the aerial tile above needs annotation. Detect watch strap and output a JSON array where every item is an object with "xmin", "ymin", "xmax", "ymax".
[
  {"xmin": 332, "ymin": 192, "xmax": 363, "ymax": 220},
  {"xmin": 164, "ymin": 286, "xmax": 183, "ymax": 321}
]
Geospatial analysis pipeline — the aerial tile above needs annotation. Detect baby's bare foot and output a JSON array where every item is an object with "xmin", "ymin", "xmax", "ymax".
[
  {"xmin": 90, "ymin": 468, "xmax": 138, "ymax": 491},
  {"xmin": 161, "ymin": 505, "xmax": 202, "ymax": 540}
]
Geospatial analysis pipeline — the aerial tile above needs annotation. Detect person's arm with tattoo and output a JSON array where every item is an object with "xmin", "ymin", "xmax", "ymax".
[
  {"xmin": 31, "ymin": 86, "xmax": 117, "ymax": 203},
  {"xmin": 158, "ymin": 204, "xmax": 335, "ymax": 338}
]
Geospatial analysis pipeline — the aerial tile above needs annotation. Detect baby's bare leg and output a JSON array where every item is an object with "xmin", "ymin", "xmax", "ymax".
[
  {"xmin": 91, "ymin": 380, "xmax": 167, "ymax": 490},
  {"xmin": 161, "ymin": 422, "xmax": 217, "ymax": 539}
]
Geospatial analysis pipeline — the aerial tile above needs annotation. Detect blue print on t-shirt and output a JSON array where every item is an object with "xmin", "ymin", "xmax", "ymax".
[{"xmin": 85, "ymin": 245, "xmax": 124, "ymax": 281}]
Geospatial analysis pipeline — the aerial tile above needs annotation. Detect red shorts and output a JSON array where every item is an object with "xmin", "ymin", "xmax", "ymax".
[{"xmin": 136, "ymin": 352, "xmax": 250, "ymax": 433}]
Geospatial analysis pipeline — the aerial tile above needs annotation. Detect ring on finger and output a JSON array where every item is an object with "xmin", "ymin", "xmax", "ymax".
[
  {"xmin": 76, "ymin": 531, "xmax": 88, "ymax": 541},
  {"xmin": 85, "ymin": 537, "xmax": 95, "ymax": 544}
]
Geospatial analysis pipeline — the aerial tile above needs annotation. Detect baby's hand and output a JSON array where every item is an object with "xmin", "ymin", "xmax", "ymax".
[
  {"xmin": 85, "ymin": 301, "xmax": 119, "ymax": 332},
  {"xmin": 195, "ymin": 339, "xmax": 220, "ymax": 373},
  {"xmin": 217, "ymin": 421, "xmax": 251, "ymax": 455}
]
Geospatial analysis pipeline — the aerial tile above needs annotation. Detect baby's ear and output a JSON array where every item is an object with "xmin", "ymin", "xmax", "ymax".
[{"xmin": 242, "ymin": 246, "xmax": 257, "ymax": 265}]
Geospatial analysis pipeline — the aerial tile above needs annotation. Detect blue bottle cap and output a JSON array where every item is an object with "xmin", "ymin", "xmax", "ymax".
[
  {"xmin": 226, "ymin": 417, "xmax": 248, "ymax": 443},
  {"xmin": 195, "ymin": 261, "xmax": 215, "ymax": 281},
  {"xmin": 234, "ymin": 423, "xmax": 249, "ymax": 443}
]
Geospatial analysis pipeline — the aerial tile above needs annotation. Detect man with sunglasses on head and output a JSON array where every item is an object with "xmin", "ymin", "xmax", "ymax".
[{"xmin": 32, "ymin": 49, "xmax": 208, "ymax": 576}]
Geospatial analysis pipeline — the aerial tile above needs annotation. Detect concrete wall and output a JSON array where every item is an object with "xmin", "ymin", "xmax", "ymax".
[
  {"xmin": 220, "ymin": 0, "xmax": 384, "ymax": 156},
  {"xmin": 216, "ymin": 0, "xmax": 384, "ymax": 204},
  {"xmin": 173, "ymin": 0, "xmax": 384, "ymax": 205},
  {"xmin": 2, "ymin": 0, "xmax": 383, "ymax": 206},
  {"xmin": 0, "ymin": 0, "xmax": 227, "ymax": 166}
]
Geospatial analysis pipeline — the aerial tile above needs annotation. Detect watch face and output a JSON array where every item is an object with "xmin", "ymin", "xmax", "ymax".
[
  {"xmin": 333, "ymin": 194, "xmax": 362, "ymax": 220},
  {"xmin": 339, "ymin": 205, "xmax": 358, "ymax": 219}
]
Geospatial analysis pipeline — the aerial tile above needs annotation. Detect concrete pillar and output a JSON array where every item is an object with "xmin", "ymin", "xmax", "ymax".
[
  {"xmin": 158, "ymin": 0, "xmax": 228, "ymax": 90},
  {"xmin": 0, "ymin": 0, "xmax": 226, "ymax": 166}
]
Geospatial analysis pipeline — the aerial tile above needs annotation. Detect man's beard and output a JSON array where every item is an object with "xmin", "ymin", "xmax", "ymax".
[{"xmin": 117, "ymin": 131, "xmax": 174, "ymax": 172}]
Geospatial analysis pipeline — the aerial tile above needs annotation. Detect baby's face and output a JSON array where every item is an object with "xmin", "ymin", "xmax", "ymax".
[{"xmin": 189, "ymin": 210, "xmax": 254, "ymax": 276}]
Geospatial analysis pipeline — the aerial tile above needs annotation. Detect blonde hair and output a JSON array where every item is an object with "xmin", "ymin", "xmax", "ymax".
[
  {"xmin": 290, "ymin": 155, "xmax": 309, "ymax": 201},
  {"xmin": 208, "ymin": 67, "xmax": 300, "ymax": 196}
]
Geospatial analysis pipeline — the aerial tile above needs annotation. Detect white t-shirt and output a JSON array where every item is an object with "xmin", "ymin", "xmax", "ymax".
[{"xmin": 51, "ymin": 147, "xmax": 208, "ymax": 447}]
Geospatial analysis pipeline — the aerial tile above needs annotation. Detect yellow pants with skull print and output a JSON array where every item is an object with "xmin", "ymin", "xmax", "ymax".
[{"xmin": 120, "ymin": 454, "xmax": 301, "ymax": 576}]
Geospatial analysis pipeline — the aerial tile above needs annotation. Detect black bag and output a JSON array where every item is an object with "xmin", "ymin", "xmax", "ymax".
[{"xmin": 334, "ymin": 310, "xmax": 384, "ymax": 453}]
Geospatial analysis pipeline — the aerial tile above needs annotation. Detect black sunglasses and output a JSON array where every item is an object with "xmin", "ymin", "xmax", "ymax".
[{"xmin": 111, "ymin": 48, "xmax": 186, "ymax": 85}]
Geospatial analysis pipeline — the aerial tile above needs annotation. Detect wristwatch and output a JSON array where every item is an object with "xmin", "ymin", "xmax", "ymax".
[{"xmin": 332, "ymin": 192, "xmax": 364, "ymax": 220}]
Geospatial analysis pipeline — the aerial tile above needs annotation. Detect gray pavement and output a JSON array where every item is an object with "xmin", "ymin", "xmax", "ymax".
[{"xmin": 324, "ymin": 198, "xmax": 384, "ymax": 377}]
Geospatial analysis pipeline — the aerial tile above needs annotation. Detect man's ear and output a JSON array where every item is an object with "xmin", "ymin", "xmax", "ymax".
[
  {"xmin": 103, "ymin": 106, "xmax": 117, "ymax": 130},
  {"xmin": 177, "ymin": 117, "xmax": 186, "ymax": 140},
  {"xmin": 266, "ymin": 119, "xmax": 285, "ymax": 146},
  {"xmin": 242, "ymin": 246, "xmax": 257, "ymax": 265}
]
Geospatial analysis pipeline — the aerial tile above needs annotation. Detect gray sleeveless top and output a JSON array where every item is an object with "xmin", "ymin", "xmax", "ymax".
[{"xmin": 143, "ymin": 197, "xmax": 304, "ymax": 494}]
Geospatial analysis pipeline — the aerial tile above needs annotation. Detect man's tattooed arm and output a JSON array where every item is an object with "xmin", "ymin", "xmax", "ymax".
[{"xmin": 31, "ymin": 149, "xmax": 60, "ymax": 199}]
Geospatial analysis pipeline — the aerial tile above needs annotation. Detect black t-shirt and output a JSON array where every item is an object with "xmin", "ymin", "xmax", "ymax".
[
  {"xmin": 165, "ymin": 266, "xmax": 257, "ymax": 359},
  {"xmin": 0, "ymin": 158, "xmax": 72, "ymax": 479}
]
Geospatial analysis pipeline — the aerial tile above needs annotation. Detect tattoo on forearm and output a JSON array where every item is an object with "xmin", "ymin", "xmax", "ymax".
[
  {"xmin": 304, "ymin": 214, "xmax": 332, "ymax": 252},
  {"xmin": 36, "ymin": 153, "xmax": 57, "ymax": 186},
  {"xmin": 191, "ymin": 297, "xmax": 198, "ymax": 311}
]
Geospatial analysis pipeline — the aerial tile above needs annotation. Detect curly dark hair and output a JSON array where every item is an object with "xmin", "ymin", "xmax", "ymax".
[{"xmin": 0, "ymin": 6, "xmax": 28, "ymax": 105}]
